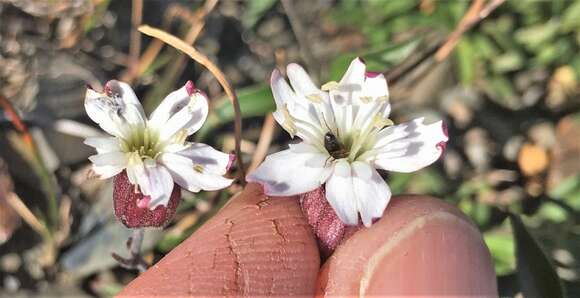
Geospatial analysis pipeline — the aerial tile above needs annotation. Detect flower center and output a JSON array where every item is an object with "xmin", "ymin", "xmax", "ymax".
[{"xmin": 120, "ymin": 126, "xmax": 162, "ymax": 159}]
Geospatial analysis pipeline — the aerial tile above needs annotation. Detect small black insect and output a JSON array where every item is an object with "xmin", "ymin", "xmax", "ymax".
[{"xmin": 324, "ymin": 132, "xmax": 349, "ymax": 159}]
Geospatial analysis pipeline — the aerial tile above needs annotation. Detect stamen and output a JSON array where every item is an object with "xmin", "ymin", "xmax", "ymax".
[
  {"xmin": 193, "ymin": 164, "xmax": 204, "ymax": 173},
  {"xmin": 359, "ymin": 96, "xmax": 372, "ymax": 103},
  {"xmin": 306, "ymin": 94, "xmax": 323, "ymax": 103},
  {"xmin": 321, "ymin": 81, "xmax": 339, "ymax": 91},
  {"xmin": 373, "ymin": 115, "xmax": 394, "ymax": 129},
  {"xmin": 377, "ymin": 95, "xmax": 389, "ymax": 102},
  {"xmin": 282, "ymin": 104, "xmax": 297, "ymax": 137},
  {"xmin": 173, "ymin": 129, "xmax": 188, "ymax": 145}
]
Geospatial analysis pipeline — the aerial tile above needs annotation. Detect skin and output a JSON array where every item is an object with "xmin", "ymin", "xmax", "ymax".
[{"xmin": 119, "ymin": 183, "xmax": 498, "ymax": 297}]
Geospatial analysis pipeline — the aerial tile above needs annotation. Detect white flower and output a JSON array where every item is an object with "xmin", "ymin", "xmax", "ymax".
[
  {"xmin": 84, "ymin": 80, "xmax": 234, "ymax": 209},
  {"xmin": 247, "ymin": 58, "xmax": 448, "ymax": 227}
]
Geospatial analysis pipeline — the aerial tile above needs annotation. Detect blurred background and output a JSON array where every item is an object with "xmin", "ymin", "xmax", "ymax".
[{"xmin": 0, "ymin": 0, "xmax": 578, "ymax": 296}]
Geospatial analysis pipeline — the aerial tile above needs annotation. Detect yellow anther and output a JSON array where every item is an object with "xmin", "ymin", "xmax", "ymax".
[
  {"xmin": 282, "ymin": 105, "xmax": 297, "ymax": 137},
  {"xmin": 306, "ymin": 94, "xmax": 323, "ymax": 103},
  {"xmin": 377, "ymin": 95, "xmax": 389, "ymax": 102},
  {"xmin": 193, "ymin": 164, "xmax": 204, "ymax": 173},
  {"xmin": 373, "ymin": 115, "xmax": 394, "ymax": 129},
  {"xmin": 359, "ymin": 96, "xmax": 372, "ymax": 103},
  {"xmin": 321, "ymin": 81, "xmax": 339, "ymax": 91},
  {"xmin": 173, "ymin": 129, "xmax": 188, "ymax": 145}
]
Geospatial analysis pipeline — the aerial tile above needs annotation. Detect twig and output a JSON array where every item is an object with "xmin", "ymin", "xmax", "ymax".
[
  {"xmin": 139, "ymin": 25, "xmax": 247, "ymax": 185},
  {"xmin": 112, "ymin": 228, "xmax": 148, "ymax": 273},
  {"xmin": 386, "ymin": 0, "xmax": 505, "ymax": 85},
  {"xmin": 248, "ymin": 114, "xmax": 276, "ymax": 173},
  {"xmin": 281, "ymin": 0, "xmax": 319, "ymax": 80},
  {"xmin": 144, "ymin": 0, "xmax": 219, "ymax": 111},
  {"xmin": 435, "ymin": 0, "xmax": 505, "ymax": 61},
  {"xmin": 127, "ymin": 0, "xmax": 143, "ymax": 79},
  {"xmin": 121, "ymin": 1, "xmax": 217, "ymax": 83},
  {"xmin": 0, "ymin": 95, "xmax": 59, "ymax": 230}
]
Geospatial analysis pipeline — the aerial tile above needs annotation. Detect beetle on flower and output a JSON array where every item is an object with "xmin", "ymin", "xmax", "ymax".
[
  {"xmin": 84, "ymin": 80, "xmax": 234, "ymax": 228},
  {"xmin": 247, "ymin": 58, "xmax": 448, "ymax": 227}
]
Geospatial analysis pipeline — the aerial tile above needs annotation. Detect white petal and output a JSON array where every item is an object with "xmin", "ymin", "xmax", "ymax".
[
  {"xmin": 286, "ymin": 63, "xmax": 339, "ymax": 138},
  {"xmin": 351, "ymin": 161, "xmax": 391, "ymax": 227},
  {"xmin": 160, "ymin": 153, "xmax": 232, "ymax": 192},
  {"xmin": 92, "ymin": 164, "xmax": 124, "ymax": 179},
  {"xmin": 148, "ymin": 81, "xmax": 194, "ymax": 130},
  {"xmin": 104, "ymin": 80, "xmax": 146, "ymax": 126},
  {"xmin": 271, "ymin": 69, "xmax": 326, "ymax": 145},
  {"xmin": 130, "ymin": 159, "xmax": 175, "ymax": 209},
  {"xmin": 176, "ymin": 143, "xmax": 232, "ymax": 175},
  {"xmin": 270, "ymin": 69, "xmax": 296, "ymax": 109},
  {"xmin": 325, "ymin": 160, "xmax": 358, "ymax": 225},
  {"xmin": 88, "ymin": 151, "xmax": 127, "ymax": 167},
  {"xmin": 361, "ymin": 72, "xmax": 389, "ymax": 104},
  {"xmin": 105, "ymin": 80, "xmax": 141, "ymax": 106},
  {"xmin": 158, "ymin": 91, "xmax": 208, "ymax": 141},
  {"xmin": 84, "ymin": 137, "xmax": 121, "ymax": 154},
  {"xmin": 372, "ymin": 119, "xmax": 448, "ymax": 173},
  {"xmin": 246, "ymin": 144, "xmax": 331, "ymax": 196},
  {"xmin": 286, "ymin": 63, "xmax": 321, "ymax": 96},
  {"xmin": 84, "ymin": 89, "xmax": 128, "ymax": 138},
  {"xmin": 338, "ymin": 57, "xmax": 366, "ymax": 90}
]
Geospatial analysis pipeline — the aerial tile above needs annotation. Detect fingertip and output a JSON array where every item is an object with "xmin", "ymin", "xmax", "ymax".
[
  {"xmin": 320, "ymin": 195, "xmax": 497, "ymax": 296},
  {"xmin": 119, "ymin": 184, "xmax": 320, "ymax": 296}
]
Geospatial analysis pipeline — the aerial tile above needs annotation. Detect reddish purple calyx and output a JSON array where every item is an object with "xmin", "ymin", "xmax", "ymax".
[
  {"xmin": 299, "ymin": 186, "xmax": 359, "ymax": 258},
  {"xmin": 113, "ymin": 171, "xmax": 181, "ymax": 228}
]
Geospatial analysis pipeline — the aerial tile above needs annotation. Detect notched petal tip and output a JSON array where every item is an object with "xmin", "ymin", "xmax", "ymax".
[
  {"xmin": 226, "ymin": 153, "xmax": 236, "ymax": 171},
  {"xmin": 436, "ymin": 121, "xmax": 449, "ymax": 156},
  {"xmin": 357, "ymin": 56, "xmax": 366, "ymax": 64},
  {"xmin": 365, "ymin": 71, "xmax": 382, "ymax": 78},
  {"xmin": 103, "ymin": 80, "xmax": 119, "ymax": 97},
  {"xmin": 185, "ymin": 80, "xmax": 195, "ymax": 96},
  {"xmin": 441, "ymin": 120, "xmax": 449, "ymax": 139}
]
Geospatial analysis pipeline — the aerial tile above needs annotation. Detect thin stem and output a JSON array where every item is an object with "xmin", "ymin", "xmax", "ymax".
[
  {"xmin": 112, "ymin": 228, "xmax": 148, "ymax": 273},
  {"xmin": 281, "ymin": 0, "xmax": 319, "ymax": 81},
  {"xmin": 130, "ymin": 228, "xmax": 145, "ymax": 258},
  {"xmin": 138, "ymin": 25, "xmax": 247, "ymax": 185},
  {"xmin": 0, "ymin": 95, "xmax": 59, "ymax": 230},
  {"xmin": 127, "ymin": 0, "xmax": 143, "ymax": 78}
]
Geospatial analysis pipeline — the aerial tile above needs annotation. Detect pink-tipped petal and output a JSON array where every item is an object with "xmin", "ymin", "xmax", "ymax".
[
  {"xmin": 185, "ymin": 80, "xmax": 195, "ymax": 96},
  {"xmin": 227, "ymin": 153, "xmax": 236, "ymax": 171}
]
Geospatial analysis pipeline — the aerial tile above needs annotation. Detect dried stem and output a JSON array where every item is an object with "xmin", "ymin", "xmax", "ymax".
[
  {"xmin": 138, "ymin": 25, "xmax": 246, "ymax": 185},
  {"xmin": 387, "ymin": 0, "xmax": 505, "ymax": 84},
  {"xmin": 5, "ymin": 192, "xmax": 50, "ymax": 238},
  {"xmin": 121, "ymin": 1, "xmax": 217, "ymax": 83},
  {"xmin": 0, "ymin": 95, "xmax": 59, "ymax": 230},
  {"xmin": 127, "ymin": 0, "xmax": 143, "ymax": 78},
  {"xmin": 281, "ymin": 0, "xmax": 319, "ymax": 80},
  {"xmin": 435, "ymin": 0, "xmax": 505, "ymax": 61},
  {"xmin": 248, "ymin": 114, "xmax": 276, "ymax": 173}
]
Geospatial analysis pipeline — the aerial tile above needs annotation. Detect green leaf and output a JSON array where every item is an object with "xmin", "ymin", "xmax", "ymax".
[
  {"xmin": 455, "ymin": 38, "xmax": 476, "ymax": 84},
  {"xmin": 484, "ymin": 230, "xmax": 516, "ymax": 275},
  {"xmin": 196, "ymin": 84, "xmax": 275, "ymax": 141},
  {"xmin": 561, "ymin": 0, "xmax": 580, "ymax": 32},
  {"xmin": 492, "ymin": 52, "xmax": 524, "ymax": 73},
  {"xmin": 509, "ymin": 213, "xmax": 564, "ymax": 298},
  {"xmin": 515, "ymin": 20, "xmax": 560, "ymax": 52}
]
